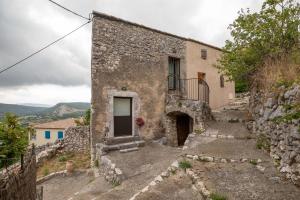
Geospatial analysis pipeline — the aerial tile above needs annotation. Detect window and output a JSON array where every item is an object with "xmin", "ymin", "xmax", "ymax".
[
  {"xmin": 198, "ymin": 72, "xmax": 206, "ymax": 81},
  {"xmin": 45, "ymin": 131, "xmax": 51, "ymax": 139},
  {"xmin": 220, "ymin": 75, "xmax": 225, "ymax": 88},
  {"xmin": 168, "ymin": 57, "xmax": 180, "ymax": 90},
  {"xmin": 201, "ymin": 49, "xmax": 207, "ymax": 60},
  {"xmin": 57, "ymin": 131, "xmax": 64, "ymax": 140},
  {"xmin": 30, "ymin": 132, "xmax": 36, "ymax": 140}
]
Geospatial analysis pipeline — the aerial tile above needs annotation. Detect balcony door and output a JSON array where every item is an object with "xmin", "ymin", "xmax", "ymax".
[
  {"xmin": 113, "ymin": 97, "xmax": 132, "ymax": 137},
  {"xmin": 168, "ymin": 57, "xmax": 180, "ymax": 90}
]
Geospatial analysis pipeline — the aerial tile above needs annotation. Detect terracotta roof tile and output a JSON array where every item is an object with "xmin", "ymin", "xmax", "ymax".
[{"xmin": 33, "ymin": 118, "xmax": 77, "ymax": 129}]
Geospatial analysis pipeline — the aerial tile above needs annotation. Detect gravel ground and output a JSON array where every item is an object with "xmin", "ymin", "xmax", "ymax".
[
  {"xmin": 136, "ymin": 172, "xmax": 204, "ymax": 200},
  {"xmin": 191, "ymin": 161, "xmax": 300, "ymax": 200}
]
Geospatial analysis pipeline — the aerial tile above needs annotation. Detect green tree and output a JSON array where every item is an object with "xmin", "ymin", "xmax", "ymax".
[
  {"xmin": 75, "ymin": 108, "xmax": 91, "ymax": 126},
  {"xmin": 0, "ymin": 113, "xmax": 31, "ymax": 168},
  {"xmin": 217, "ymin": 0, "xmax": 300, "ymax": 91}
]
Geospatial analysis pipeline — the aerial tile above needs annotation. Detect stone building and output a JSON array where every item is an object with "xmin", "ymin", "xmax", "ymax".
[{"xmin": 91, "ymin": 12, "xmax": 235, "ymax": 155}]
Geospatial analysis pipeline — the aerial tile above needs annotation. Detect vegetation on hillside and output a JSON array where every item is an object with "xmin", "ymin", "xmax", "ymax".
[
  {"xmin": 75, "ymin": 108, "xmax": 91, "ymax": 126},
  {"xmin": 0, "ymin": 113, "xmax": 32, "ymax": 168},
  {"xmin": 217, "ymin": 0, "xmax": 300, "ymax": 92}
]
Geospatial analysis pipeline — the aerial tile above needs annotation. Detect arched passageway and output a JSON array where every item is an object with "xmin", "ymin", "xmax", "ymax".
[
  {"xmin": 176, "ymin": 114, "xmax": 193, "ymax": 146},
  {"xmin": 164, "ymin": 111, "xmax": 194, "ymax": 146}
]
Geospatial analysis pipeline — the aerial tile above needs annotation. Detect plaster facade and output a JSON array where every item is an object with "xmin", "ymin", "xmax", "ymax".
[
  {"xmin": 29, "ymin": 128, "xmax": 65, "ymax": 147},
  {"xmin": 186, "ymin": 41, "xmax": 235, "ymax": 109}
]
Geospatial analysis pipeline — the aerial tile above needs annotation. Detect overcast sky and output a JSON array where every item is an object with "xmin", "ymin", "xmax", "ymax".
[{"xmin": 0, "ymin": 0, "xmax": 264, "ymax": 106}]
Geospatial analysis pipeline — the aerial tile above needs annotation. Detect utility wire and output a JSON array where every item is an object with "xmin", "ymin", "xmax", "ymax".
[
  {"xmin": 0, "ymin": 20, "xmax": 91, "ymax": 75},
  {"xmin": 48, "ymin": 0, "xmax": 90, "ymax": 20}
]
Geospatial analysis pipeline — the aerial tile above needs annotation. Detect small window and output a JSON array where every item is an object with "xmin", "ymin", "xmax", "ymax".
[
  {"xmin": 30, "ymin": 132, "xmax": 36, "ymax": 140},
  {"xmin": 201, "ymin": 49, "xmax": 207, "ymax": 60},
  {"xmin": 57, "ymin": 131, "xmax": 64, "ymax": 140},
  {"xmin": 45, "ymin": 131, "xmax": 51, "ymax": 139},
  {"xmin": 220, "ymin": 75, "xmax": 225, "ymax": 88}
]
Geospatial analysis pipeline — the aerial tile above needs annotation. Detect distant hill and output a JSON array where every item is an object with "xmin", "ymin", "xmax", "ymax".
[
  {"xmin": 20, "ymin": 103, "xmax": 51, "ymax": 108},
  {"xmin": 0, "ymin": 103, "xmax": 46, "ymax": 118},
  {"xmin": 0, "ymin": 102, "xmax": 90, "ymax": 119},
  {"xmin": 39, "ymin": 102, "xmax": 90, "ymax": 117}
]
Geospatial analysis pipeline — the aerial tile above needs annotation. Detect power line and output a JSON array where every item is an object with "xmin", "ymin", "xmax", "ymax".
[
  {"xmin": 48, "ymin": 0, "xmax": 90, "ymax": 20},
  {"xmin": 0, "ymin": 20, "xmax": 91, "ymax": 75}
]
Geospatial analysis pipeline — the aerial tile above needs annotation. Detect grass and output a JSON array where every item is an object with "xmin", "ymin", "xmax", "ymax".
[
  {"xmin": 170, "ymin": 168, "xmax": 177, "ymax": 175},
  {"xmin": 57, "ymin": 155, "xmax": 67, "ymax": 162},
  {"xmin": 179, "ymin": 160, "xmax": 192, "ymax": 170},
  {"xmin": 43, "ymin": 168, "xmax": 50, "ymax": 176},
  {"xmin": 37, "ymin": 152, "xmax": 90, "ymax": 179},
  {"xmin": 256, "ymin": 134, "xmax": 270, "ymax": 152},
  {"xmin": 210, "ymin": 193, "xmax": 227, "ymax": 200},
  {"xmin": 94, "ymin": 159, "xmax": 99, "ymax": 167},
  {"xmin": 249, "ymin": 159, "xmax": 258, "ymax": 165},
  {"xmin": 111, "ymin": 179, "xmax": 120, "ymax": 187}
]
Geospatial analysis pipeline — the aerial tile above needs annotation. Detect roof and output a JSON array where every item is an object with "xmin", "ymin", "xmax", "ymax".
[
  {"xmin": 92, "ymin": 11, "xmax": 223, "ymax": 51},
  {"xmin": 33, "ymin": 118, "xmax": 77, "ymax": 129}
]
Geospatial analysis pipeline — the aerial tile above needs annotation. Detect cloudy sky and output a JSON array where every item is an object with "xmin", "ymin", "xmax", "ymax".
[{"xmin": 0, "ymin": 0, "xmax": 264, "ymax": 106}]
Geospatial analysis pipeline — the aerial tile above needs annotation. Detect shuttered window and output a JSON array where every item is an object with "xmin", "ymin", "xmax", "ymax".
[
  {"xmin": 220, "ymin": 75, "xmax": 225, "ymax": 88},
  {"xmin": 45, "ymin": 131, "xmax": 51, "ymax": 139},
  {"xmin": 201, "ymin": 49, "xmax": 207, "ymax": 59},
  {"xmin": 58, "ymin": 131, "xmax": 64, "ymax": 140}
]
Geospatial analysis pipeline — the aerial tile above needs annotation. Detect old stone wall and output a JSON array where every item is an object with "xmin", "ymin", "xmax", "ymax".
[
  {"xmin": 64, "ymin": 126, "xmax": 90, "ymax": 152},
  {"xmin": 91, "ymin": 13, "xmax": 186, "ymax": 151},
  {"xmin": 249, "ymin": 84, "xmax": 300, "ymax": 185},
  {"xmin": 0, "ymin": 150, "xmax": 37, "ymax": 200}
]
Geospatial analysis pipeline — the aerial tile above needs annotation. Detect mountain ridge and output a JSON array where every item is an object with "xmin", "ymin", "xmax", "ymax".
[{"xmin": 0, "ymin": 102, "xmax": 90, "ymax": 119}]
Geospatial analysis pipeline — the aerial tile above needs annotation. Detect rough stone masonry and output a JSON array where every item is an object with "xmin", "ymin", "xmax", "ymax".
[
  {"xmin": 250, "ymin": 84, "xmax": 300, "ymax": 185},
  {"xmin": 91, "ymin": 12, "xmax": 186, "ymax": 151}
]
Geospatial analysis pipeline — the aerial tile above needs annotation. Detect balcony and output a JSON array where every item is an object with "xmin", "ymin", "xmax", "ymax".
[{"xmin": 167, "ymin": 75, "xmax": 209, "ymax": 104}]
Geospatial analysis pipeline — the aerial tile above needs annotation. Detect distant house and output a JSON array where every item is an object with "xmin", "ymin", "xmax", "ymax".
[{"xmin": 29, "ymin": 118, "xmax": 77, "ymax": 146}]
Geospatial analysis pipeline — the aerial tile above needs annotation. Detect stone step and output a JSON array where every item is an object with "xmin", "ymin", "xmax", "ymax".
[
  {"xmin": 120, "ymin": 147, "xmax": 139, "ymax": 153},
  {"xmin": 105, "ymin": 136, "xmax": 142, "ymax": 145},
  {"xmin": 102, "ymin": 140, "xmax": 145, "ymax": 152}
]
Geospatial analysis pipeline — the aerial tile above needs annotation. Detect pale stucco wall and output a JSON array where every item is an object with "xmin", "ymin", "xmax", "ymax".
[
  {"xmin": 185, "ymin": 41, "xmax": 235, "ymax": 109},
  {"xmin": 29, "ymin": 128, "xmax": 65, "ymax": 146}
]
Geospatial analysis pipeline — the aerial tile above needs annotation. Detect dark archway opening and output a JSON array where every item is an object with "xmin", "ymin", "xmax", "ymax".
[{"xmin": 176, "ymin": 114, "xmax": 193, "ymax": 146}]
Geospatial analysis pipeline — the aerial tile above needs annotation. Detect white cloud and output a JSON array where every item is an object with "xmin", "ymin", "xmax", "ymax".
[
  {"xmin": 0, "ymin": 84, "xmax": 90, "ymax": 105},
  {"xmin": 0, "ymin": 0, "xmax": 265, "ymax": 104}
]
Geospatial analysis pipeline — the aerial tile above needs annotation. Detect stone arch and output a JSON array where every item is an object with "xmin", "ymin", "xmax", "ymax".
[
  {"xmin": 164, "ymin": 111, "xmax": 195, "ymax": 146},
  {"xmin": 164, "ymin": 96, "xmax": 212, "ymax": 146}
]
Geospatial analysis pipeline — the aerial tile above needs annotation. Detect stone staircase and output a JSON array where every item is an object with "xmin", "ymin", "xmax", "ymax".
[{"xmin": 99, "ymin": 136, "xmax": 145, "ymax": 154}]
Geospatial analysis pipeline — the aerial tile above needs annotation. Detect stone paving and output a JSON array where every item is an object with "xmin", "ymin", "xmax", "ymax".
[{"xmin": 39, "ymin": 102, "xmax": 300, "ymax": 200}]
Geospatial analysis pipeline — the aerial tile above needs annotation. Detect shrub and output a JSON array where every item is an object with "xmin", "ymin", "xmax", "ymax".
[
  {"xmin": 210, "ymin": 193, "xmax": 227, "ymax": 200},
  {"xmin": 249, "ymin": 159, "xmax": 258, "ymax": 165},
  {"xmin": 58, "ymin": 155, "xmax": 67, "ymax": 162},
  {"xmin": 179, "ymin": 160, "xmax": 192, "ymax": 170},
  {"xmin": 0, "ymin": 113, "xmax": 31, "ymax": 168}
]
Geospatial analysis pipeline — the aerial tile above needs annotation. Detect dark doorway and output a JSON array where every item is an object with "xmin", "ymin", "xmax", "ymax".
[
  {"xmin": 176, "ymin": 114, "xmax": 192, "ymax": 146},
  {"xmin": 113, "ymin": 97, "xmax": 132, "ymax": 137}
]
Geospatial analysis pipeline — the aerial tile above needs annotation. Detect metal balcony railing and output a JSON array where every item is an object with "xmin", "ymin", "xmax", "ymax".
[{"xmin": 168, "ymin": 75, "xmax": 209, "ymax": 104}]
